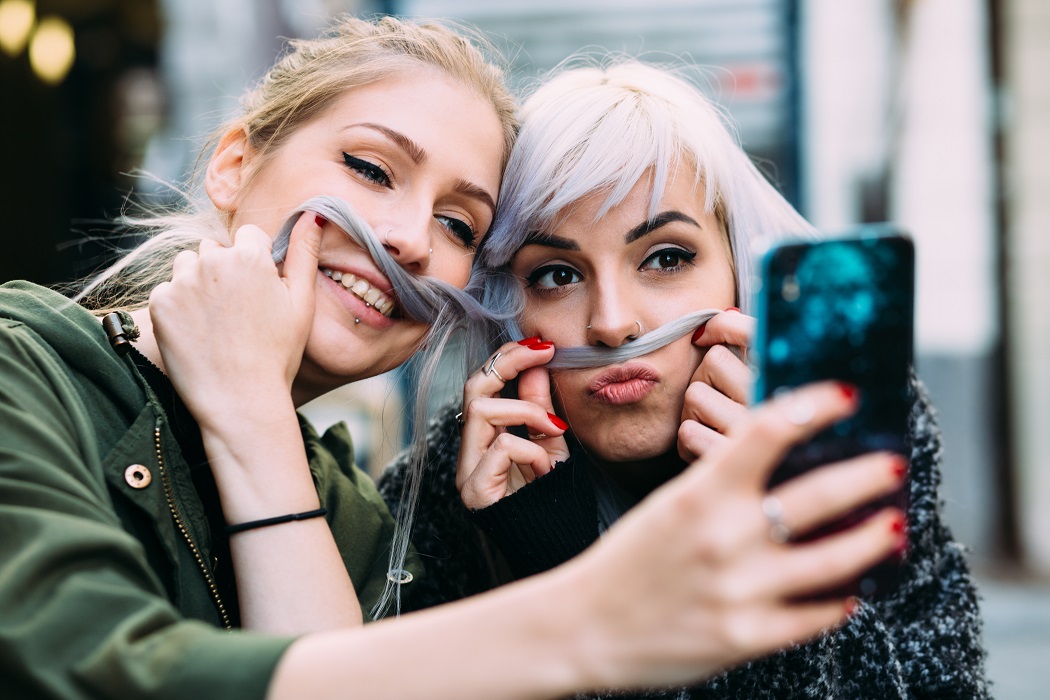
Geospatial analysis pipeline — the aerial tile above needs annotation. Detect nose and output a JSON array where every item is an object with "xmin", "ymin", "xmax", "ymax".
[
  {"xmin": 584, "ymin": 280, "xmax": 644, "ymax": 348},
  {"xmin": 380, "ymin": 211, "xmax": 431, "ymax": 273}
]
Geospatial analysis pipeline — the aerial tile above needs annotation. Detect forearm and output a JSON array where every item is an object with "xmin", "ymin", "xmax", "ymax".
[
  {"xmin": 269, "ymin": 565, "xmax": 596, "ymax": 700},
  {"xmin": 202, "ymin": 397, "xmax": 362, "ymax": 632}
]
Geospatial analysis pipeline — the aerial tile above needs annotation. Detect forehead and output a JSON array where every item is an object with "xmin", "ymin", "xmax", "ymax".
[{"xmin": 551, "ymin": 165, "xmax": 708, "ymax": 238}]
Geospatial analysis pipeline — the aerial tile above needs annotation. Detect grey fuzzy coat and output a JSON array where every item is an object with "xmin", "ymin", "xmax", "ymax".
[{"xmin": 379, "ymin": 377, "xmax": 991, "ymax": 699}]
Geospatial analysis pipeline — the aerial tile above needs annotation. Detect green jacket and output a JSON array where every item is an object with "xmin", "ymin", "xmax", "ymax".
[{"xmin": 0, "ymin": 281, "xmax": 420, "ymax": 699}]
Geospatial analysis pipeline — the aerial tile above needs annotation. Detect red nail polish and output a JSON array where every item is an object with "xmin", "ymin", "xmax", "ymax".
[
  {"xmin": 315, "ymin": 214, "xmax": 327, "ymax": 228},
  {"xmin": 517, "ymin": 336, "xmax": 542, "ymax": 346},
  {"xmin": 691, "ymin": 322, "xmax": 708, "ymax": 343},
  {"xmin": 837, "ymin": 382, "xmax": 859, "ymax": 404},
  {"xmin": 891, "ymin": 455, "xmax": 908, "ymax": 480},
  {"xmin": 845, "ymin": 596, "xmax": 860, "ymax": 616},
  {"xmin": 528, "ymin": 341, "xmax": 554, "ymax": 351},
  {"xmin": 725, "ymin": 306, "xmax": 741, "ymax": 313},
  {"xmin": 890, "ymin": 513, "xmax": 907, "ymax": 535},
  {"xmin": 547, "ymin": 413, "xmax": 568, "ymax": 431}
]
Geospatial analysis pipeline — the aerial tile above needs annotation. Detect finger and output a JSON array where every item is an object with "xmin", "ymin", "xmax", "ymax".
[
  {"xmin": 517, "ymin": 364, "xmax": 556, "ymax": 414},
  {"xmin": 169, "ymin": 249, "xmax": 199, "ymax": 280},
  {"xmin": 460, "ymin": 396, "xmax": 567, "ymax": 441},
  {"xmin": 681, "ymin": 379, "xmax": 750, "ymax": 433},
  {"xmin": 712, "ymin": 381, "xmax": 860, "ymax": 490},
  {"xmin": 771, "ymin": 451, "xmax": 907, "ymax": 536},
  {"xmin": 693, "ymin": 309, "xmax": 755, "ymax": 349},
  {"xmin": 464, "ymin": 340, "xmax": 556, "ymax": 400},
  {"xmin": 677, "ymin": 419, "xmax": 728, "ymax": 462},
  {"xmin": 771, "ymin": 507, "xmax": 905, "ymax": 600},
  {"xmin": 689, "ymin": 343, "xmax": 754, "ymax": 406},
  {"xmin": 460, "ymin": 432, "xmax": 554, "ymax": 509},
  {"xmin": 283, "ymin": 211, "xmax": 324, "ymax": 308},
  {"xmin": 731, "ymin": 598, "xmax": 855, "ymax": 658},
  {"xmin": 197, "ymin": 238, "xmax": 225, "ymax": 254}
]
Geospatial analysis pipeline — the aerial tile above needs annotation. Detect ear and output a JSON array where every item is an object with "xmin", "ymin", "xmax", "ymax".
[{"xmin": 205, "ymin": 127, "xmax": 251, "ymax": 213}]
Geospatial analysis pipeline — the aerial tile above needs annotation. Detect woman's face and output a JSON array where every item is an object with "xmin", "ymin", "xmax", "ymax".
[
  {"xmin": 220, "ymin": 70, "xmax": 504, "ymax": 398},
  {"xmin": 510, "ymin": 166, "xmax": 735, "ymax": 469}
]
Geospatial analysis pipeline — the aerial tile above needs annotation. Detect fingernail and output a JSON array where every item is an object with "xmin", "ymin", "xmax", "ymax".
[
  {"xmin": 890, "ymin": 513, "xmax": 907, "ymax": 536},
  {"xmin": 725, "ymin": 306, "xmax": 741, "ymax": 313},
  {"xmin": 845, "ymin": 596, "xmax": 861, "ymax": 617},
  {"xmin": 891, "ymin": 455, "xmax": 908, "ymax": 480},
  {"xmin": 315, "ymin": 214, "xmax": 327, "ymax": 228},
  {"xmin": 528, "ymin": 341, "xmax": 554, "ymax": 351},
  {"xmin": 547, "ymin": 412, "xmax": 568, "ymax": 431},
  {"xmin": 517, "ymin": 336, "xmax": 542, "ymax": 346},
  {"xmin": 837, "ymin": 382, "xmax": 859, "ymax": 404},
  {"xmin": 691, "ymin": 322, "xmax": 708, "ymax": 343}
]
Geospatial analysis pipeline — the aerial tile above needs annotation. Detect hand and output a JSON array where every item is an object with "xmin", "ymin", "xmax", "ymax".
[
  {"xmin": 456, "ymin": 337, "xmax": 571, "ymax": 510},
  {"xmin": 148, "ymin": 212, "xmax": 323, "ymax": 431},
  {"xmin": 564, "ymin": 381, "xmax": 907, "ymax": 690},
  {"xmin": 679, "ymin": 308, "xmax": 755, "ymax": 462}
]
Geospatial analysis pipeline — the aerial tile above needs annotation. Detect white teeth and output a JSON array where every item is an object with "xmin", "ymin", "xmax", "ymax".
[{"xmin": 321, "ymin": 267, "xmax": 395, "ymax": 318}]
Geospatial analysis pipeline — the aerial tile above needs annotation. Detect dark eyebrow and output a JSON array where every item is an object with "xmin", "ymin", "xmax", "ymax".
[
  {"xmin": 522, "ymin": 231, "xmax": 580, "ymax": 251},
  {"xmin": 347, "ymin": 123, "xmax": 496, "ymax": 214},
  {"xmin": 454, "ymin": 179, "xmax": 497, "ymax": 216},
  {"xmin": 625, "ymin": 211, "xmax": 702, "ymax": 244},
  {"xmin": 352, "ymin": 122, "xmax": 426, "ymax": 165}
]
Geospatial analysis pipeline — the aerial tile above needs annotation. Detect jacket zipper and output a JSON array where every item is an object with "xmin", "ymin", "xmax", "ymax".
[{"xmin": 153, "ymin": 424, "xmax": 232, "ymax": 630}]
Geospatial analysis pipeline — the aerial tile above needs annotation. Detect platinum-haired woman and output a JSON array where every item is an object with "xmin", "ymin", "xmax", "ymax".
[{"xmin": 380, "ymin": 58, "xmax": 990, "ymax": 698}]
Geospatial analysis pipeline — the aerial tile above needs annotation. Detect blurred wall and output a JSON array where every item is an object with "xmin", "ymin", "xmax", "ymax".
[{"xmin": 1003, "ymin": 0, "xmax": 1050, "ymax": 576}]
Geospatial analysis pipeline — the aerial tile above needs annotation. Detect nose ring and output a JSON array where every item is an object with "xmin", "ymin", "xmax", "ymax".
[{"xmin": 627, "ymin": 320, "xmax": 643, "ymax": 340}]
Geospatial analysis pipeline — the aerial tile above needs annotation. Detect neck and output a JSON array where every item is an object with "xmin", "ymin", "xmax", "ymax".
[{"xmin": 591, "ymin": 449, "xmax": 687, "ymax": 499}]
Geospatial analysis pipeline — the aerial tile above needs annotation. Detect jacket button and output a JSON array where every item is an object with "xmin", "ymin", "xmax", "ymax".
[{"xmin": 124, "ymin": 464, "xmax": 152, "ymax": 489}]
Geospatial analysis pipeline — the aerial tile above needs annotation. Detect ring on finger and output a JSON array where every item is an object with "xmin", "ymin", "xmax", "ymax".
[
  {"xmin": 528, "ymin": 432, "xmax": 549, "ymax": 440},
  {"xmin": 483, "ymin": 352, "xmax": 506, "ymax": 383},
  {"xmin": 454, "ymin": 412, "xmax": 465, "ymax": 428},
  {"xmin": 761, "ymin": 494, "xmax": 793, "ymax": 544}
]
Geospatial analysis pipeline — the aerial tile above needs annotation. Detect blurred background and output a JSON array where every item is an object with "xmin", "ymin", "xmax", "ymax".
[{"xmin": 1, "ymin": 0, "xmax": 1047, "ymax": 695}]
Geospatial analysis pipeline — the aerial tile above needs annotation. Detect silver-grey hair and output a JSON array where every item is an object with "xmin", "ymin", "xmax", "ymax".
[{"xmin": 466, "ymin": 56, "xmax": 816, "ymax": 369}]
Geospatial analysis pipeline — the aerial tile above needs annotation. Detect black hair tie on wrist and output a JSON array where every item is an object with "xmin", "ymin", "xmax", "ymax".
[{"xmin": 225, "ymin": 507, "xmax": 328, "ymax": 535}]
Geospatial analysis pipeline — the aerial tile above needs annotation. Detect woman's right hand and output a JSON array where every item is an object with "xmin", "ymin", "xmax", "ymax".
[
  {"xmin": 558, "ymin": 380, "xmax": 907, "ymax": 691},
  {"xmin": 456, "ymin": 338, "xmax": 570, "ymax": 510}
]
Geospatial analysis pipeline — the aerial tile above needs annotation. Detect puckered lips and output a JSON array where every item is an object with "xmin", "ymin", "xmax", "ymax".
[{"xmin": 587, "ymin": 362, "xmax": 659, "ymax": 405}]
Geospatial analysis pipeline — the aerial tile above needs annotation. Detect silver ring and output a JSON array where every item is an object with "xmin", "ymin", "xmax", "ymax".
[
  {"xmin": 528, "ymin": 432, "xmax": 549, "ymax": 440},
  {"xmin": 483, "ymin": 352, "xmax": 506, "ymax": 383},
  {"xmin": 761, "ymin": 495, "xmax": 792, "ymax": 544},
  {"xmin": 454, "ymin": 412, "xmax": 464, "ymax": 427},
  {"xmin": 627, "ymin": 319, "xmax": 643, "ymax": 339}
]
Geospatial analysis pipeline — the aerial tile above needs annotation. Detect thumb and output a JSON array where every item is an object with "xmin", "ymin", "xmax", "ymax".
[
  {"xmin": 283, "ymin": 211, "xmax": 324, "ymax": 308},
  {"xmin": 518, "ymin": 365, "xmax": 557, "ymax": 414}
]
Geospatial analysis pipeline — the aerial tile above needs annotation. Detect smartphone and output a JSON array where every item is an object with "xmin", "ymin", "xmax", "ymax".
[{"xmin": 752, "ymin": 225, "xmax": 914, "ymax": 600}]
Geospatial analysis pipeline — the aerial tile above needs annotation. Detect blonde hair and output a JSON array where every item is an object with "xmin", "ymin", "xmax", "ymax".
[{"xmin": 77, "ymin": 15, "xmax": 517, "ymax": 312}]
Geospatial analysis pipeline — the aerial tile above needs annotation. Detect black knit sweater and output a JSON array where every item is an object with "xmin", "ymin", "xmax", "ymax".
[{"xmin": 378, "ymin": 377, "xmax": 991, "ymax": 699}]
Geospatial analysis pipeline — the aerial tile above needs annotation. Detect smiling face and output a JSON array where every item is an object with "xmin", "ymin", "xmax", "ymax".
[
  {"xmin": 510, "ymin": 165, "xmax": 736, "ymax": 483},
  {"xmin": 213, "ymin": 70, "xmax": 505, "ymax": 401}
]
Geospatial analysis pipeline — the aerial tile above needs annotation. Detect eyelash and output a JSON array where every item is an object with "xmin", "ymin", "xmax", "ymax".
[
  {"xmin": 343, "ymin": 152, "xmax": 477, "ymax": 249},
  {"xmin": 525, "ymin": 247, "xmax": 697, "ymax": 294},
  {"xmin": 342, "ymin": 153, "xmax": 390, "ymax": 186}
]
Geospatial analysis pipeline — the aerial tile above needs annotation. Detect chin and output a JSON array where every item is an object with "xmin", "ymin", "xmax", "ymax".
[{"xmin": 577, "ymin": 426, "xmax": 677, "ymax": 464}]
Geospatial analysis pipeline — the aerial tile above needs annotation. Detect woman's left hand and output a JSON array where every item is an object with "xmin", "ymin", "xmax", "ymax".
[
  {"xmin": 149, "ymin": 212, "xmax": 323, "ymax": 432},
  {"xmin": 679, "ymin": 309, "xmax": 755, "ymax": 462}
]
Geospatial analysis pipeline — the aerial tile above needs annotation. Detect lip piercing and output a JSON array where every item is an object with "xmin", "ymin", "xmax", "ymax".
[{"xmin": 355, "ymin": 318, "xmax": 361, "ymax": 324}]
